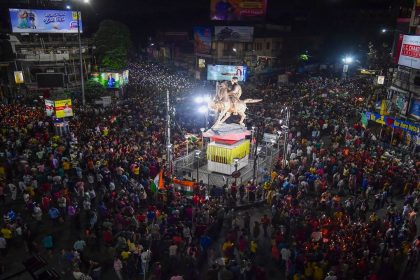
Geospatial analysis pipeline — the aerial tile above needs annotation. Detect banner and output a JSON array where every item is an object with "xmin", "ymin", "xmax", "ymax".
[
  {"xmin": 215, "ymin": 26, "xmax": 253, "ymax": 42},
  {"xmin": 9, "ymin": 8, "xmax": 83, "ymax": 33},
  {"xmin": 210, "ymin": 0, "xmax": 267, "ymax": 21},
  {"xmin": 45, "ymin": 99, "xmax": 54, "ymax": 116},
  {"xmin": 398, "ymin": 35, "xmax": 420, "ymax": 69},
  {"xmin": 14, "ymin": 71, "xmax": 24, "ymax": 84},
  {"xmin": 54, "ymin": 99, "xmax": 73, "ymax": 118},
  {"xmin": 410, "ymin": 98, "xmax": 420, "ymax": 119},
  {"xmin": 365, "ymin": 111, "xmax": 419, "ymax": 134},
  {"xmin": 207, "ymin": 65, "xmax": 248, "ymax": 81},
  {"xmin": 193, "ymin": 27, "xmax": 212, "ymax": 55}
]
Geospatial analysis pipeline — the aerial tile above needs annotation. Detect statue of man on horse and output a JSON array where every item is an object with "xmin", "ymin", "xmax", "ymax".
[{"xmin": 208, "ymin": 77, "xmax": 262, "ymax": 129}]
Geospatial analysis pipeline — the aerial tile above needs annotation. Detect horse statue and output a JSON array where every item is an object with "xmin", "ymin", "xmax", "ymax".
[{"xmin": 208, "ymin": 81, "xmax": 262, "ymax": 129}]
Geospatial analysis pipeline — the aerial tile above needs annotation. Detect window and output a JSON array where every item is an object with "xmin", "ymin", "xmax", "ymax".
[{"xmin": 266, "ymin": 42, "xmax": 271, "ymax": 50}]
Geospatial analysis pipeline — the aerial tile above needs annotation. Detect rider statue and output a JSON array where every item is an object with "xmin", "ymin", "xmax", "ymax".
[{"xmin": 228, "ymin": 77, "xmax": 242, "ymax": 115}]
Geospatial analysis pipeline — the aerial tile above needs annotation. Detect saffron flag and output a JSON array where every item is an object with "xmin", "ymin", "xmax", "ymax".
[{"xmin": 151, "ymin": 170, "xmax": 164, "ymax": 193}]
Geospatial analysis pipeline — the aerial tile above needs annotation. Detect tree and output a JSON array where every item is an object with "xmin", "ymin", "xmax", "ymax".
[
  {"xmin": 93, "ymin": 20, "xmax": 132, "ymax": 70},
  {"xmin": 85, "ymin": 80, "xmax": 107, "ymax": 102}
]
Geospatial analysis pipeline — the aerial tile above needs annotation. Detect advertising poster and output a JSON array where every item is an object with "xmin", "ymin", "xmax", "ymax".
[
  {"xmin": 215, "ymin": 26, "xmax": 254, "ymax": 42},
  {"xmin": 45, "ymin": 99, "xmax": 54, "ymax": 116},
  {"xmin": 398, "ymin": 35, "xmax": 420, "ymax": 69},
  {"xmin": 54, "ymin": 99, "xmax": 73, "ymax": 118},
  {"xmin": 9, "ymin": 8, "xmax": 83, "ymax": 33},
  {"xmin": 210, "ymin": 0, "xmax": 267, "ymax": 21},
  {"xmin": 409, "ymin": 98, "xmax": 420, "ymax": 119},
  {"xmin": 207, "ymin": 65, "xmax": 247, "ymax": 81},
  {"xmin": 14, "ymin": 71, "xmax": 24, "ymax": 84},
  {"xmin": 193, "ymin": 27, "xmax": 212, "ymax": 55},
  {"xmin": 90, "ymin": 72, "xmax": 122, "ymax": 88}
]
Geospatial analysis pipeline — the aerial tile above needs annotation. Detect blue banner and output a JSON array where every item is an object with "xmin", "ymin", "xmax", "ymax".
[
  {"xmin": 365, "ymin": 111, "xmax": 420, "ymax": 134},
  {"xmin": 409, "ymin": 98, "xmax": 420, "ymax": 119},
  {"xmin": 9, "ymin": 8, "xmax": 83, "ymax": 33}
]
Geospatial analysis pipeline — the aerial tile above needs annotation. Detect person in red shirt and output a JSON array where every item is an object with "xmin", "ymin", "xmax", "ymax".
[{"xmin": 261, "ymin": 214, "xmax": 271, "ymax": 237}]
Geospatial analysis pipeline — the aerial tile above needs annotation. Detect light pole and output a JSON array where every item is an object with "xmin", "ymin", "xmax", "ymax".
[
  {"xmin": 233, "ymin": 158, "xmax": 239, "ymax": 185},
  {"xmin": 250, "ymin": 126, "xmax": 255, "ymax": 159},
  {"xmin": 69, "ymin": 0, "xmax": 89, "ymax": 105},
  {"xmin": 381, "ymin": 28, "xmax": 401, "ymax": 59},
  {"xmin": 196, "ymin": 95, "xmax": 210, "ymax": 129},
  {"xmin": 200, "ymin": 128, "xmax": 205, "ymax": 150},
  {"xmin": 342, "ymin": 56, "xmax": 353, "ymax": 80},
  {"xmin": 195, "ymin": 150, "xmax": 201, "ymax": 182},
  {"xmin": 166, "ymin": 90, "xmax": 171, "ymax": 172},
  {"xmin": 282, "ymin": 108, "xmax": 290, "ymax": 168}
]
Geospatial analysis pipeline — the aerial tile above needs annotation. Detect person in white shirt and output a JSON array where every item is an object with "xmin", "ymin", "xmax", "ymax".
[
  {"xmin": 8, "ymin": 183, "xmax": 17, "ymax": 201},
  {"xmin": 141, "ymin": 249, "xmax": 151, "ymax": 275}
]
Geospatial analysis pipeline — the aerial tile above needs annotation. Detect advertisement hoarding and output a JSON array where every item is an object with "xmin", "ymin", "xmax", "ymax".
[
  {"xmin": 215, "ymin": 26, "xmax": 253, "ymax": 42},
  {"xmin": 37, "ymin": 73, "xmax": 64, "ymax": 88},
  {"xmin": 210, "ymin": 0, "xmax": 267, "ymax": 21},
  {"xmin": 90, "ymin": 73, "xmax": 123, "ymax": 89},
  {"xmin": 45, "ymin": 99, "xmax": 54, "ymax": 116},
  {"xmin": 409, "ymin": 98, "xmax": 420, "ymax": 119},
  {"xmin": 14, "ymin": 71, "xmax": 24, "ymax": 84},
  {"xmin": 54, "ymin": 99, "xmax": 73, "ymax": 118},
  {"xmin": 398, "ymin": 35, "xmax": 420, "ymax": 69},
  {"xmin": 9, "ymin": 8, "xmax": 83, "ymax": 33},
  {"xmin": 207, "ymin": 65, "xmax": 247, "ymax": 81},
  {"xmin": 193, "ymin": 27, "xmax": 212, "ymax": 55}
]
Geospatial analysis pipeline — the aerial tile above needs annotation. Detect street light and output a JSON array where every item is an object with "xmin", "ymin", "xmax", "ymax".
[
  {"xmin": 381, "ymin": 28, "xmax": 387, "ymax": 33},
  {"xmin": 195, "ymin": 96, "xmax": 204, "ymax": 103},
  {"xmin": 195, "ymin": 150, "xmax": 201, "ymax": 182},
  {"xmin": 233, "ymin": 158, "xmax": 239, "ymax": 185},
  {"xmin": 66, "ymin": 5, "xmax": 71, "ymax": 9},
  {"xmin": 342, "ymin": 56, "xmax": 353, "ymax": 64}
]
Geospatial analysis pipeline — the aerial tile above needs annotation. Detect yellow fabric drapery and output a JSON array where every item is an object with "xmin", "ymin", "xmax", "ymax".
[{"xmin": 207, "ymin": 140, "xmax": 250, "ymax": 164}]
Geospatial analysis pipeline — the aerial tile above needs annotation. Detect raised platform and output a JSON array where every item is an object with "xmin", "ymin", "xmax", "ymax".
[{"xmin": 203, "ymin": 123, "xmax": 250, "ymax": 145}]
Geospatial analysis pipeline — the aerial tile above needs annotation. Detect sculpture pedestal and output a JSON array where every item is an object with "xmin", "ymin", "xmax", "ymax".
[{"xmin": 204, "ymin": 124, "xmax": 251, "ymax": 175}]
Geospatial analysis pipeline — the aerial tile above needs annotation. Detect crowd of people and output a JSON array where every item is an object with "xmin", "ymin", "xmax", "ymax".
[{"xmin": 0, "ymin": 59, "xmax": 418, "ymax": 280}]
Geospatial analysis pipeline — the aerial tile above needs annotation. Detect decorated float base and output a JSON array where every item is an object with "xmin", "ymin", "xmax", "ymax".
[{"xmin": 204, "ymin": 123, "xmax": 251, "ymax": 175}]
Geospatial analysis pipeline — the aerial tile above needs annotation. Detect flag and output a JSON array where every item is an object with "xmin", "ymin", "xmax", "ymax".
[{"xmin": 151, "ymin": 170, "xmax": 164, "ymax": 193}]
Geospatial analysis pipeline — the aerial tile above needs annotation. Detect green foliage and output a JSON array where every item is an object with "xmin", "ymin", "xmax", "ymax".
[
  {"xmin": 93, "ymin": 20, "xmax": 132, "ymax": 70},
  {"xmin": 85, "ymin": 79, "xmax": 107, "ymax": 101}
]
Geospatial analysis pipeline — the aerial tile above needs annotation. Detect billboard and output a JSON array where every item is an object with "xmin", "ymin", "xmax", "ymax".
[
  {"xmin": 207, "ymin": 65, "xmax": 247, "ymax": 81},
  {"xmin": 9, "ymin": 8, "xmax": 83, "ymax": 33},
  {"xmin": 14, "ymin": 71, "xmax": 24, "ymax": 84},
  {"xmin": 90, "ymin": 72, "xmax": 124, "ymax": 88},
  {"xmin": 193, "ymin": 27, "xmax": 212, "ymax": 55},
  {"xmin": 54, "ymin": 99, "xmax": 73, "ymax": 118},
  {"xmin": 409, "ymin": 98, "xmax": 420, "ymax": 119},
  {"xmin": 215, "ymin": 26, "xmax": 253, "ymax": 42},
  {"xmin": 45, "ymin": 99, "xmax": 54, "ymax": 116},
  {"xmin": 210, "ymin": 0, "xmax": 267, "ymax": 21},
  {"xmin": 37, "ymin": 73, "xmax": 64, "ymax": 88},
  {"xmin": 398, "ymin": 35, "xmax": 420, "ymax": 69}
]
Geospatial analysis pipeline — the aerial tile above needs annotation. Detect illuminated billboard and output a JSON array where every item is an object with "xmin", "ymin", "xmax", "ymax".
[
  {"xmin": 90, "ymin": 73, "xmax": 123, "ymax": 89},
  {"xmin": 210, "ymin": 0, "xmax": 267, "ymax": 21},
  {"xmin": 9, "ymin": 8, "xmax": 83, "ymax": 33},
  {"xmin": 193, "ymin": 27, "xmax": 212, "ymax": 55},
  {"xmin": 398, "ymin": 35, "xmax": 420, "ymax": 69},
  {"xmin": 215, "ymin": 26, "xmax": 254, "ymax": 42},
  {"xmin": 207, "ymin": 65, "xmax": 247, "ymax": 81}
]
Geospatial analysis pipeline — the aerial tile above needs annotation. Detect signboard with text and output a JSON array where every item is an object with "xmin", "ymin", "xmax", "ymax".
[
  {"xmin": 398, "ymin": 35, "xmax": 420, "ymax": 69},
  {"xmin": 365, "ymin": 111, "xmax": 419, "ymax": 134},
  {"xmin": 210, "ymin": 0, "xmax": 267, "ymax": 21},
  {"xmin": 54, "ymin": 99, "xmax": 73, "ymax": 118},
  {"xmin": 9, "ymin": 8, "xmax": 83, "ymax": 33}
]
